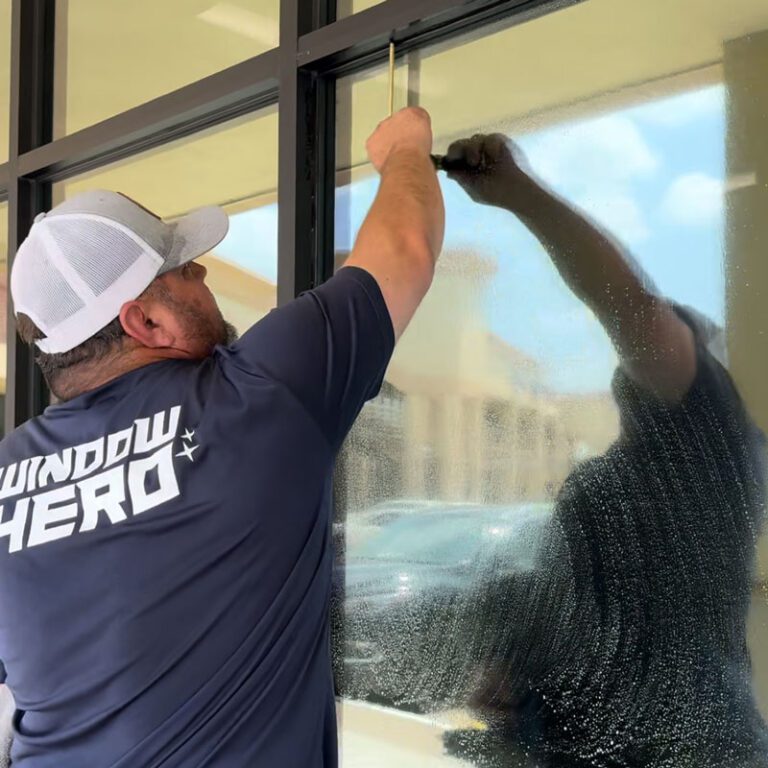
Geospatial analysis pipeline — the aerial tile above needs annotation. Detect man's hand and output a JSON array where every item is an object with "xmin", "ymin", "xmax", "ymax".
[
  {"xmin": 366, "ymin": 107, "xmax": 433, "ymax": 173},
  {"xmin": 445, "ymin": 133, "xmax": 533, "ymax": 211}
]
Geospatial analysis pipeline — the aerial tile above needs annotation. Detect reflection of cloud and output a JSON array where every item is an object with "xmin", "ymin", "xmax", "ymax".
[
  {"xmin": 522, "ymin": 114, "xmax": 658, "ymax": 245},
  {"xmin": 661, "ymin": 173, "xmax": 723, "ymax": 227},
  {"xmin": 633, "ymin": 86, "xmax": 723, "ymax": 128},
  {"xmin": 575, "ymin": 192, "xmax": 650, "ymax": 243},
  {"xmin": 525, "ymin": 115, "xmax": 658, "ymax": 188},
  {"xmin": 337, "ymin": 85, "xmax": 724, "ymax": 395}
]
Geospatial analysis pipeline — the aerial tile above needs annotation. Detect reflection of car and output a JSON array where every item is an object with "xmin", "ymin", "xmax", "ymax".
[
  {"xmin": 337, "ymin": 503, "xmax": 552, "ymax": 710},
  {"xmin": 339, "ymin": 499, "xmax": 464, "ymax": 549}
]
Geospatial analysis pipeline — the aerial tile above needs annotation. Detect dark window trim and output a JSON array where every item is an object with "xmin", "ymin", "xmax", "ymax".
[
  {"xmin": 298, "ymin": 0, "xmax": 574, "ymax": 74},
  {"xmin": 17, "ymin": 50, "xmax": 280, "ymax": 182},
  {"xmin": 277, "ymin": 0, "xmax": 338, "ymax": 305},
  {"xmin": 6, "ymin": 0, "xmax": 53, "ymax": 432}
]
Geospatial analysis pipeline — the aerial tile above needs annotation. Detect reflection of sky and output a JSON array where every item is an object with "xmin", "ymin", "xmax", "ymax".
[
  {"xmin": 215, "ymin": 202, "xmax": 278, "ymax": 284},
  {"xmin": 336, "ymin": 85, "xmax": 726, "ymax": 394}
]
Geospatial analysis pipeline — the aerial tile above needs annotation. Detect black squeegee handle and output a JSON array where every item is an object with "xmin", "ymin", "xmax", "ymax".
[{"xmin": 430, "ymin": 154, "xmax": 479, "ymax": 172}]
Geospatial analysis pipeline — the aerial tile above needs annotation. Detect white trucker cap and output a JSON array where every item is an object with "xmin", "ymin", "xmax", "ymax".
[{"xmin": 10, "ymin": 190, "xmax": 229, "ymax": 354}]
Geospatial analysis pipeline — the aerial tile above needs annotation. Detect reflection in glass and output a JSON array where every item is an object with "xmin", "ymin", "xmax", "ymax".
[
  {"xmin": 334, "ymin": 1, "xmax": 768, "ymax": 766},
  {"xmin": 54, "ymin": 111, "xmax": 279, "ymax": 333},
  {"xmin": 336, "ymin": 0, "xmax": 384, "ymax": 18},
  {"xmin": 54, "ymin": 0, "xmax": 280, "ymax": 136}
]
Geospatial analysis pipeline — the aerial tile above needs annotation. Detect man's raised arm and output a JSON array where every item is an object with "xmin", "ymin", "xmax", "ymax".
[
  {"xmin": 343, "ymin": 107, "xmax": 445, "ymax": 340},
  {"xmin": 444, "ymin": 134, "xmax": 696, "ymax": 402}
]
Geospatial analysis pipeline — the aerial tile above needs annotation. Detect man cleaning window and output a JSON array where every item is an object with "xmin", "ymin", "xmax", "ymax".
[{"xmin": 0, "ymin": 106, "xmax": 444, "ymax": 767}]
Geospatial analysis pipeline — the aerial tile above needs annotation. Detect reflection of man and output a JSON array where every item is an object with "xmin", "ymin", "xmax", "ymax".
[
  {"xmin": 0, "ymin": 106, "xmax": 444, "ymax": 767},
  {"xmin": 445, "ymin": 135, "xmax": 767, "ymax": 767}
]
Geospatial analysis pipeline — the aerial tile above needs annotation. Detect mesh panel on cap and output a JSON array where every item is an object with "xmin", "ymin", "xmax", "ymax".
[
  {"xmin": 47, "ymin": 218, "xmax": 145, "ymax": 296},
  {"xmin": 20, "ymin": 243, "xmax": 85, "ymax": 326}
]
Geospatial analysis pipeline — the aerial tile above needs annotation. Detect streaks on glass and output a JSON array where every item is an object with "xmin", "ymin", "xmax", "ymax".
[{"xmin": 336, "ymin": 358, "xmax": 768, "ymax": 766}]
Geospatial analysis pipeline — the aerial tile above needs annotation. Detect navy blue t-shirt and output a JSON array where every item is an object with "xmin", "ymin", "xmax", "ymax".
[{"xmin": 0, "ymin": 266, "xmax": 394, "ymax": 767}]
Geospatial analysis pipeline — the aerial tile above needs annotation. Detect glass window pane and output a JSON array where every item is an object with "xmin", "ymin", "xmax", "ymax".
[
  {"xmin": 54, "ymin": 1, "xmax": 279, "ymax": 137},
  {"xmin": 0, "ymin": 0, "xmax": 11, "ymax": 163},
  {"xmin": 54, "ymin": 109, "xmax": 278, "ymax": 334},
  {"xmin": 334, "ymin": 1, "xmax": 768, "ymax": 765},
  {"xmin": 336, "ymin": 0, "xmax": 383, "ymax": 17}
]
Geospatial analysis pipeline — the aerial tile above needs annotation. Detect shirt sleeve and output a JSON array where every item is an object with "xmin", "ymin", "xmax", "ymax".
[
  {"xmin": 218, "ymin": 266, "xmax": 395, "ymax": 451},
  {"xmin": 611, "ymin": 304, "xmax": 766, "ymax": 530},
  {"xmin": 612, "ymin": 305, "xmax": 741, "ymax": 427}
]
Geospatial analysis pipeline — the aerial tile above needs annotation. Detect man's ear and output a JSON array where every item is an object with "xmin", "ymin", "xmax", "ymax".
[{"xmin": 119, "ymin": 300, "xmax": 175, "ymax": 349}]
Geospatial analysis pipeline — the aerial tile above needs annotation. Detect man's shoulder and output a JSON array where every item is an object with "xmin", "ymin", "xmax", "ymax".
[{"xmin": 0, "ymin": 414, "xmax": 46, "ymax": 464}]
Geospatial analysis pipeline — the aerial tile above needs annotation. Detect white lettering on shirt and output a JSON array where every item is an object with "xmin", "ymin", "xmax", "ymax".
[{"xmin": 0, "ymin": 406, "xmax": 187, "ymax": 554}]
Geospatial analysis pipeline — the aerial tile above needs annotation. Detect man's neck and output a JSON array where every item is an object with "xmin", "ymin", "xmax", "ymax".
[{"xmin": 53, "ymin": 349, "xmax": 183, "ymax": 401}]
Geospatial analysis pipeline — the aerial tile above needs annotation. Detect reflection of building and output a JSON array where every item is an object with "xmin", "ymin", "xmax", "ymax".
[
  {"xmin": 337, "ymin": 249, "xmax": 619, "ymax": 513},
  {"xmin": 199, "ymin": 252, "xmax": 276, "ymax": 335}
]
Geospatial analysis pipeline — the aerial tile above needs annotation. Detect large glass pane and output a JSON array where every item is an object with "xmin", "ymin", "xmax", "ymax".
[
  {"xmin": 55, "ymin": 109, "xmax": 278, "ymax": 333},
  {"xmin": 54, "ymin": 1, "xmax": 279, "ymax": 137},
  {"xmin": 0, "ymin": 0, "xmax": 11, "ymax": 163},
  {"xmin": 334, "ymin": 1, "xmax": 768, "ymax": 765}
]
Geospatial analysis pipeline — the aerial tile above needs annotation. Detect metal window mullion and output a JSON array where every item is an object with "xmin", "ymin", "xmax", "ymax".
[
  {"xmin": 17, "ymin": 49, "xmax": 280, "ymax": 183},
  {"xmin": 5, "ymin": 180, "xmax": 50, "ymax": 432},
  {"xmin": 277, "ymin": 0, "xmax": 336, "ymax": 305},
  {"xmin": 277, "ymin": 0, "xmax": 312, "ymax": 305},
  {"xmin": 6, "ymin": 0, "xmax": 54, "ymax": 433}
]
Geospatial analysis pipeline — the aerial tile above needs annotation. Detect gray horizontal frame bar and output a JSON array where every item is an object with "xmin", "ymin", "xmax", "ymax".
[
  {"xmin": 17, "ymin": 49, "xmax": 280, "ymax": 182},
  {"xmin": 297, "ymin": 0, "xmax": 577, "ymax": 74}
]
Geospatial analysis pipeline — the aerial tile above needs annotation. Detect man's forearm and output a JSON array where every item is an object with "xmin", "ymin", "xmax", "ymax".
[
  {"xmin": 345, "ymin": 145, "xmax": 445, "ymax": 339},
  {"xmin": 503, "ymin": 173, "xmax": 656, "ymax": 333},
  {"xmin": 362, "ymin": 147, "xmax": 444, "ymax": 266},
  {"xmin": 502, "ymin": 172, "xmax": 695, "ymax": 400}
]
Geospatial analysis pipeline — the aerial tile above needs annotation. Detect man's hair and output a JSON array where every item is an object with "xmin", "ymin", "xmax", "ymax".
[
  {"xmin": 16, "ymin": 313, "xmax": 128, "ymax": 394},
  {"xmin": 15, "ymin": 280, "xmax": 190, "ymax": 398}
]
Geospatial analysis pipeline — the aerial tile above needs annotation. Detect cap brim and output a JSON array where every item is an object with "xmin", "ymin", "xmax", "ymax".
[{"xmin": 161, "ymin": 205, "xmax": 229, "ymax": 274}]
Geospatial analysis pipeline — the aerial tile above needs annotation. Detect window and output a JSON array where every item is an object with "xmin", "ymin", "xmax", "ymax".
[
  {"xmin": 334, "ymin": 0, "xmax": 768, "ymax": 764},
  {"xmin": 53, "ymin": 0, "xmax": 280, "ymax": 136},
  {"xmin": 53, "ymin": 109, "xmax": 279, "ymax": 333}
]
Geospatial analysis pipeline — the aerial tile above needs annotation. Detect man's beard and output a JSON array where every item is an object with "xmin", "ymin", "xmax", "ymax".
[
  {"xmin": 191, "ymin": 308, "xmax": 239, "ymax": 353},
  {"xmin": 222, "ymin": 320, "xmax": 239, "ymax": 346},
  {"xmin": 168, "ymin": 297, "xmax": 239, "ymax": 354}
]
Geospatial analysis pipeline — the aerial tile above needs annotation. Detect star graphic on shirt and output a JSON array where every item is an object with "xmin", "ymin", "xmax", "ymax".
[
  {"xmin": 176, "ymin": 443, "xmax": 199, "ymax": 462},
  {"xmin": 182, "ymin": 428, "xmax": 195, "ymax": 442}
]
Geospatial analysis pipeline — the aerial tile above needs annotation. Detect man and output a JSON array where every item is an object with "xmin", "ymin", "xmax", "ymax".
[
  {"xmin": 441, "ymin": 135, "xmax": 767, "ymax": 767},
  {"xmin": 0, "ymin": 106, "xmax": 444, "ymax": 767}
]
